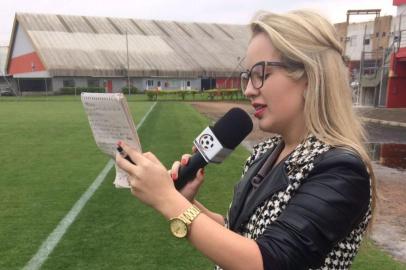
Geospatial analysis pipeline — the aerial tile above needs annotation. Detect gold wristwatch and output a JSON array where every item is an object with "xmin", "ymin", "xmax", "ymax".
[{"xmin": 169, "ymin": 205, "xmax": 201, "ymax": 238}]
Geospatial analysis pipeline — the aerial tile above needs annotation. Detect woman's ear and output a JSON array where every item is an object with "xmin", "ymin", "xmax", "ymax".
[{"xmin": 303, "ymin": 81, "xmax": 308, "ymax": 99}]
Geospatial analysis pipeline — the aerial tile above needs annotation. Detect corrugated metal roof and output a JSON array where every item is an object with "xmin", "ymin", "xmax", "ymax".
[{"xmin": 13, "ymin": 13, "xmax": 250, "ymax": 77}]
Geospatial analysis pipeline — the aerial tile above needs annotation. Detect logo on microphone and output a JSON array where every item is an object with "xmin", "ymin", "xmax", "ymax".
[{"xmin": 198, "ymin": 134, "xmax": 215, "ymax": 150}]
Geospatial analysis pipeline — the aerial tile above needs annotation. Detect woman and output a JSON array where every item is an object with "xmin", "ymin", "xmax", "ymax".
[{"xmin": 116, "ymin": 10, "xmax": 374, "ymax": 270}]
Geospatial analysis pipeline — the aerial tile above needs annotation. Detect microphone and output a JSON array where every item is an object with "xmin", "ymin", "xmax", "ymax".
[{"xmin": 175, "ymin": 107, "xmax": 253, "ymax": 190}]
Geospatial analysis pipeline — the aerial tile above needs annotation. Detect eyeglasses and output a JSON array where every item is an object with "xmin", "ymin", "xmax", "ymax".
[{"xmin": 240, "ymin": 61, "xmax": 286, "ymax": 94}]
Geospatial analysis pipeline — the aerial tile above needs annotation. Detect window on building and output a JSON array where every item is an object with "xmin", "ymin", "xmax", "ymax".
[
  {"xmin": 363, "ymin": 60, "xmax": 376, "ymax": 69},
  {"xmin": 382, "ymin": 32, "xmax": 386, "ymax": 37},
  {"xmin": 87, "ymin": 78, "xmax": 100, "ymax": 87},
  {"xmin": 350, "ymin": 36, "xmax": 357, "ymax": 47},
  {"xmin": 63, "ymin": 79, "xmax": 75, "ymax": 87},
  {"xmin": 164, "ymin": 81, "xmax": 169, "ymax": 87},
  {"xmin": 146, "ymin": 80, "xmax": 154, "ymax": 87},
  {"xmin": 187, "ymin": 81, "xmax": 191, "ymax": 87},
  {"xmin": 364, "ymin": 38, "xmax": 370, "ymax": 45},
  {"xmin": 376, "ymin": 32, "xmax": 379, "ymax": 38},
  {"xmin": 157, "ymin": 81, "xmax": 161, "ymax": 87}
]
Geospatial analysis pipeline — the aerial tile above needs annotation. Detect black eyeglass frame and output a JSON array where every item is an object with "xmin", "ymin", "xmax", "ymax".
[{"xmin": 240, "ymin": 61, "xmax": 287, "ymax": 93}]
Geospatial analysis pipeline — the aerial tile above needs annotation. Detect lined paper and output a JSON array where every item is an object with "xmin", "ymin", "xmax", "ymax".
[{"xmin": 81, "ymin": 93, "xmax": 142, "ymax": 188}]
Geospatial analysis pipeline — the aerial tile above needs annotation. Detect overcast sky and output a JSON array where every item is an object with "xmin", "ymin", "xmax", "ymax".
[{"xmin": 0, "ymin": 0, "xmax": 397, "ymax": 46}]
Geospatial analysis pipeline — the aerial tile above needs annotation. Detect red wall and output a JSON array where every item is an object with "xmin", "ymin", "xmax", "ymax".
[
  {"xmin": 216, "ymin": 77, "xmax": 240, "ymax": 89},
  {"xmin": 393, "ymin": 0, "xmax": 406, "ymax": 5},
  {"xmin": 8, "ymin": 52, "xmax": 46, "ymax": 75},
  {"xmin": 386, "ymin": 51, "xmax": 406, "ymax": 108}
]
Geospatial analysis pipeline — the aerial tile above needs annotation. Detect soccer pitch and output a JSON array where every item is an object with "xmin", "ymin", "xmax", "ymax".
[{"xmin": 0, "ymin": 98, "xmax": 404, "ymax": 270}]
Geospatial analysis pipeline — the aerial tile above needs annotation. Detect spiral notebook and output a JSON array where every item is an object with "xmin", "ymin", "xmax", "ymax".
[{"xmin": 81, "ymin": 92, "xmax": 142, "ymax": 188}]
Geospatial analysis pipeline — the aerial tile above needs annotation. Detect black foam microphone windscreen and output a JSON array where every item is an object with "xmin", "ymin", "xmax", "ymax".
[{"xmin": 212, "ymin": 107, "xmax": 254, "ymax": 149}]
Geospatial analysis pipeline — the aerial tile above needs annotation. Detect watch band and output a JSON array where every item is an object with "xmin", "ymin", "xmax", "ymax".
[{"xmin": 179, "ymin": 205, "xmax": 201, "ymax": 224}]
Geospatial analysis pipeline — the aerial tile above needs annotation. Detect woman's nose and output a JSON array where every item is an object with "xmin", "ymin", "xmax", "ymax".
[{"xmin": 243, "ymin": 79, "xmax": 258, "ymax": 97}]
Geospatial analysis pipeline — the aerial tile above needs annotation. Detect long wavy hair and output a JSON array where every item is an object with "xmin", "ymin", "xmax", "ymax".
[{"xmin": 250, "ymin": 10, "xmax": 376, "ymax": 222}]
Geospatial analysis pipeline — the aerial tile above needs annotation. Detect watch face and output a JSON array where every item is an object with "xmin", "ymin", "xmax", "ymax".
[{"xmin": 170, "ymin": 218, "xmax": 188, "ymax": 238}]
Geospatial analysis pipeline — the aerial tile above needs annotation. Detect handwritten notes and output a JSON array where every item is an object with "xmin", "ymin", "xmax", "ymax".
[{"xmin": 81, "ymin": 93, "xmax": 142, "ymax": 188}]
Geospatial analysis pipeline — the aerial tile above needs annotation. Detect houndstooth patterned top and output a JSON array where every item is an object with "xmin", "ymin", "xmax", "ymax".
[{"xmin": 214, "ymin": 134, "xmax": 372, "ymax": 270}]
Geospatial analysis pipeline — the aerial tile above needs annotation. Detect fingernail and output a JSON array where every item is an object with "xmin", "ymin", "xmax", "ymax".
[
  {"xmin": 201, "ymin": 168, "xmax": 205, "ymax": 176},
  {"xmin": 171, "ymin": 173, "xmax": 177, "ymax": 180}
]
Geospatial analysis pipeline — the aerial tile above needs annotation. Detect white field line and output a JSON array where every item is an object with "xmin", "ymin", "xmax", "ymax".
[{"xmin": 23, "ymin": 101, "xmax": 157, "ymax": 270}]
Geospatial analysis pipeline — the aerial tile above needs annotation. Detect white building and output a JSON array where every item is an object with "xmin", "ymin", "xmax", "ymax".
[
  {"xmin": 0, "ymin": 46, "xmax": 8, "ymax": 75},
  {"xmin": 6, "ymin": 13, "xmax": 250, "ymax": 95},
  {"xmin": 346, "ymin": 21, "xmax": 376, "ymax": 61}
]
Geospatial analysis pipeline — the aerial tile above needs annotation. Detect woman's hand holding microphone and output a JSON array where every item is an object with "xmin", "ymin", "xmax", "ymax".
[
  {"xmin": 116, "ymin": 141, "xmax": 205, "ymax": 217},
  {"xmin": 169, "ymin": 146, "xmax": 205, "ymax": 202}
]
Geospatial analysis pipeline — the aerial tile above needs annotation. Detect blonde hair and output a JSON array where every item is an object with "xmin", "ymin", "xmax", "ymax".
[{"xmin": 250, "ymin": 10, "xmax": 376, "ymax": 221}]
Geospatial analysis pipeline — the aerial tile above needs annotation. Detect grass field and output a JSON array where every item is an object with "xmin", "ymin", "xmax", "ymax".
[
  {"xmin": 0, "ymin": 92, "xmax": 249, "ymax": 103},
  {"xmin": 0, "ymin": 97, "xmax": 405, "ymax": 269}
]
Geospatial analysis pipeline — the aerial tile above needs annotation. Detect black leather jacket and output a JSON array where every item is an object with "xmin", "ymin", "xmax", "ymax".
[{"xmin": 227, "ymin": 147, "xmax": 371, "ymax": 270}]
